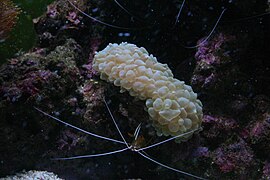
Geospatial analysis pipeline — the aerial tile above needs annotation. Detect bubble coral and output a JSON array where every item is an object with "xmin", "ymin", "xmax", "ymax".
[
  {"xmin": 2, "ymin": 170, "xmax": 63, "ymax": 180},
  {"xmin": 93, "ymin": 42, "xmax": 203, "ymax": 141}
]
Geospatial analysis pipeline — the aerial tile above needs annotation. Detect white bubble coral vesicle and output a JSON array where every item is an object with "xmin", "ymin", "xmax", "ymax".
[{"xmin": 93, "ymin": 42, "xmax": 203, "ymax": 141}]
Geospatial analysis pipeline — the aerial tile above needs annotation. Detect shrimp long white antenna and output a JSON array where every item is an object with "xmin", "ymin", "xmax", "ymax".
[
  {"xmin": 183, "ymin": 8, "xmax": 226, "ymax": 49},
  {"xmin": 137, "ymin": 151, "xmax": 206, "ymax": 180},
  {"xmin": 227, "ymin": 11, "xmax": 270, "ymax": 23},
  {"xmin": 134, "ymin": 123, "xmax": 142, "ymax": 141},
  {"xmin": 52, "ymin": 147, "xmax": 129, "ymax": 160},
  {"xmin": 114, "ymin": 0, "xmax": 132, "ymax": 16},
  {"xmin": 103, "ymin": 98, "xmax": 129, "ymax": 148},
  {"xmin": 113, "ymin": 0, "xmax": 143, "ymax": 22},
  {"xmin": 34, "ymin": 107, "xmax": 125, "ymax": 144},
  {"xmin": 136, "ymin": 127, "xmax": 201, "ymax": 152},
  {"xmin": 67, "ymin": 0, "xmax": 133, "ymax": 30},
  {"xmin": 174, "ymin": 0, "xmax": 186, "ymax": 26}
]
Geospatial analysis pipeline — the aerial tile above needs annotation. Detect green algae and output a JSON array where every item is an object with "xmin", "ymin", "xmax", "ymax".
[{"xmin": 0, "ymin": 0, "xmax": 54, "ymax": 63}]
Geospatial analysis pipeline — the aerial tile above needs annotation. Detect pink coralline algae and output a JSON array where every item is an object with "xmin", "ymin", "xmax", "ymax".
[
  {"xmin": 238, "ymin": 96, "xmax": 270, "ymax": 141},
  {"xmin": 195, "ymin": 33, "xmax": 235, "ymax": 65},
  {"xmin": 82, "ymin": 38, "xmax": 102, "ymax": 79},
  {"xmin": 47, "ymin": 4, "xmax": 59, "ymax": 19},
  {"xmin": 263, "ymin": 161, "xmax": 270, "ymax": 179},
  {"xmin": 250, "ymin": 119, "xmax": 270, "ymax": 139},
  {"xmin": 66, "ymin": 97, "xmax": 78, "ymax": 107},
  {"xmin": 66, "ymin": 11, "xmax": 82, "ymax": 25},
  {"xmin": 80, "ymin": 80, "xmax": 105, "ymax": 123},
  {"xmin": 244, "ymin": 96, "xmax": 270, "ymax": 154},
  {"xmin": 1, "ymin": 86, "xmax": 22, "ymax": 102},
  {"xmin": 18, "ymin": 70, "xmax": 54, "ymax": 96},
  {"xmin": 212, "ymin": 139, "xmax": 254, "ymax": 173},
  {"xmin": 203, "ymin": 115, "xmax": 238, "ymax": 129},
  {"xmin": 82, "ymin": 63, "xmax": 98, "ymax": 79},
  {"xmin": 57, "ymin": 129, "xmax": 83, "ymax": 151},
  {"xmin": 0, "ymin": 64, "xmax": 58, "ymax": 103},
  {"xmin": 193, "ymin": 147, "xmax": 209, "ymax": 158},
  {"xmin": 191, "ymin": 33, "xmax": 237, "ymax": 91},
  {"xmin": 202, "ymin": 115, "xmax": 238, "ymax": 139},
  {"xmin": 0, "ymin": 39, "xmax": 82, "ymax": 105}
]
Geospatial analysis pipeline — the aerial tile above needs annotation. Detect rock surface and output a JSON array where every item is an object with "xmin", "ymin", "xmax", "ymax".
[{"xmin": 0, "ymin": 0, "xmax": 269, "ymax": 179}]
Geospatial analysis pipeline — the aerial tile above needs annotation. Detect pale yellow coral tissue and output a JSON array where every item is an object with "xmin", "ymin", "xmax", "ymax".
[{"xmin": 93, "ymin": 42, "xmax": 203, "ymax": 142}]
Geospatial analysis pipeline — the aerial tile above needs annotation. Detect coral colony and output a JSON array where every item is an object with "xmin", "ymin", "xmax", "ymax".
[
  {"xmin": 93, "ymin": 43, "xmax": 203, "ymax": 141},
  {"xmin": 1, "ymin": 0, "xmax": 269, "ymax": 179}
]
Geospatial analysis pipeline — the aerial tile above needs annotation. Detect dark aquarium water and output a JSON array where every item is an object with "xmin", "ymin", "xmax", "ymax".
[{"xmin": 0, "ymin": 0, "xmax": 269, "ymax": 179}]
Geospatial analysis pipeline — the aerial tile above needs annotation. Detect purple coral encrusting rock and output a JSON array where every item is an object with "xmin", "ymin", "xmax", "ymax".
[
  {"xmin": 249, "ymin": 116, "xmax": 270, "ymax": 142},
  {"xmin": 81, "ymin": 38, "xmax": 102, "ymax": 79},
  {"xmin": 189, "ymin": 22, "xmax": 269, "ymax": 177},
  {"xmin": 262, "ymin": 161, "xmax": 270, "ymax": 179},
  {"xmin": 0, "ymin": 0, "xmax": 269, "ymax": 179},
  {"xmin": 202, "ymin": 115, "xmax": 238, "ymax": 139},
  {"xmin": 212, "ymin": 139, "xmax": 255, "ymax": 174},
  {"xmin": 242, "ymin": 96, "xmax": 270, "ymax": 156},
  {"xmin": 57, "ymin": 129, "xmax": 85, "ymax": 151},
  {"xmin": 194, "ymin": 33, "xmax": 235, "ymax": 65},
  {"xmin": 80, "ymin": 79, "xmax": 105, "ymax": 124},
  {"xmin": 0, "ymin": 39, "xmax": 82, "ymax": 106},
  {"xmin": 191, "ymin": 33, "xmax": 239, "ymax": 93},
  {"xmin": 193, "ymin": 146, "xmax": 209, "ymax": 158},
  {"xmin": 0, "ymin": 0, "xmax": 113, "ymax": 178},
  {"xmin": 0, "ymin": 38, "xmax": 86, "ymax": 176},
  {"xmin": 34, "ymin": 0, "xmax": 92, "ymax": 49}
]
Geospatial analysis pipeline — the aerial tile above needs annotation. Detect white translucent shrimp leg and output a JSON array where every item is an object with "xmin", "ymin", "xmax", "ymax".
[
  {"xmin": 228, "ymin": 11, "xmax": 270, "ymax": 22},
  {"xmin": 136, "ymin": 127, "xmax": 202, "ymax": 152},
  {"xmin": 52, "ymin": 147, "xmax": 129, "ymax": 160},
  {"xmin": 132, "ymin": 122, "xmax": 204, "ymax": 179},
  {"xmin": 102, "ymin": 100, "xmax": 205, "ymax": 178},
  {"xmin": 67, "ymin": 0, "xmax": 132, "ymax": 30},
  {"xmin": 174, "ymin": 0, "xmax": 186, "ymax": 26},
  {"xmin": 137, "ymin": 151, "xmax": 206, "ymax": 180},
  {"xmin": 113, "ymin": 0, "xmax": 143, "ymax": 21},
  {"xmin": 184, "ymin": 8, "xmax": 227, "ymax": 49},
  {"xmin": 103, "ymin": 98, "xmax": 130, "ymax": 148},
  {"xmin": 114, "ymin": 0, "xmax": 132, "ymax": 16},
  {"xmin": 134, "ymin": 123, "xmax": 142, "ymax": 141},
  {"xmin": 34, "ymin": 107, "xmax": 125, "ymax": 144}
]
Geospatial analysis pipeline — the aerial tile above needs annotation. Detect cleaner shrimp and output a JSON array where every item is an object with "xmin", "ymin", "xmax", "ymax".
[
  {"xmin": 34, "ymin": 97, "xmax": 205, "ymax": 179},
  {"xmin": 66, "ymin": 0, "xmax": 269, "ymax": 50},
  {"xmin": 33, "ymin": 0, "xmax": 270, "ymax": 179},
  {"xmin": 67, "ymin": 0, "xmax": 227, "ymax": 48}
]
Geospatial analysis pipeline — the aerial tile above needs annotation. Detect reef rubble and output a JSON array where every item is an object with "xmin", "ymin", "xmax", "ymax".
[{"xmin": 0, "ymin": 0, "xmax": 269, "ymax": 179}]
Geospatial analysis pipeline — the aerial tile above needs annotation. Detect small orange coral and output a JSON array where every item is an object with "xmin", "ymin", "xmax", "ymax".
[{"xmin": 0, "ymin": 0, "xmax": 21, "ymax": 42}]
